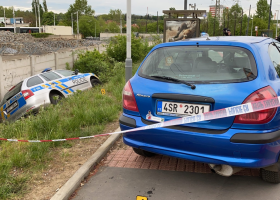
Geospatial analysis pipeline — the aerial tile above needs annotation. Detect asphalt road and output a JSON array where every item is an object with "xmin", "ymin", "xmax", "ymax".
[{"xmin": 73, "ymin": 166, "xmax": 280, "ymax": 200}]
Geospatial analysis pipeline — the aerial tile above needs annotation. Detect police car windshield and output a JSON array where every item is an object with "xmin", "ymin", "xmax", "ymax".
[
  {"xmin": 55, "ymin": 70, "xmax": 74, "ymax": 77},
  {"xmin": 40, "ymin": 72, "xmax": 61, "ymax": 81}
]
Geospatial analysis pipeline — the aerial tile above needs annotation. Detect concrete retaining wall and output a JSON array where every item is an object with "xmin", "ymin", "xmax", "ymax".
[{"xmin": 0, "ymin": 45, "xmax": 104, "ymax": 100}]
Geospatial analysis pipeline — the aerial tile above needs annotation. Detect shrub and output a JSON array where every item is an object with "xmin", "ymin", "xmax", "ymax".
[
  {"xmin": 30, "ymin": 33, "xmax": 53, "ymax": 38},
  {"xmin": 106, "ymin": 35, "xmax": 151, "ymax": 63},
  {"xmin": 73, "ymin": 49, "xmax": 122, "ymax": 83}
]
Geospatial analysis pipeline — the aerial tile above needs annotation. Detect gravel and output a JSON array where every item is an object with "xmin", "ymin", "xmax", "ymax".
[{"xmin": 0, "ymin": 31, "xmax": 103, "ymax": 55}]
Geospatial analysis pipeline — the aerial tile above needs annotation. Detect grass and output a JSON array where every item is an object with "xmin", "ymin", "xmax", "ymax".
[
  {"xmin": 0, "ymin": 62, "xmax": 141, "ymax": 199},
  {"xmin": 30, "ymin": 33, "xmax": 53, "ymax": 38}
]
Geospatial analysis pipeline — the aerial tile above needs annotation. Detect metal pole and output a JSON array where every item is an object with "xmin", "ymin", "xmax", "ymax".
[
  {"xmin": 4, "ymin": 7, "xmax": 6, "ymax": 27},
  {"xmin": 120, "ymin": 11, "xmax": 122, "ymax": 34},
  {"xmin": 251, "ymin": 15, "xmax": 253, "ymax": 36},
  {"xmin": 157, "ymin": 11, "xmax": 159, "ymax": 34},
  {"xmin": 38, "ymin": 0, "xmax": 41, "ymax": 33},
  {"xmin": 184, "ymin": 0, "xmax": 187, "ymax": 18},
  {"xmin": 54, "ymin": 13, "xmax": 55, "ymax": 26},
  {"xmin": 95, "ymin": 21, "xmax": 96, "ymax": 38},
  {"xmin": 240, "ymin": 9, "xmax": 243, "ymax": 36},
  {"xmin": 13, "ymin": 7, "xmax": 16, "ymax": 33},
  {"xmin": 227, "ymin": 9, "xmax": 229, "ymax": 28},
  {"xmin": 34, "ymin": 0, "xmax": 38, "ymax": 27},
  {"xmin": 213, "ymin": 0, "xmax": 218, "ymax": 36},
  {"xmin": 276, "ymin": 10, "xmax": 279, "ymax": 37},
  {"xmin": 246, "ymin": 5, "xmax": 251, "ymax": 36},
  {"xmin": 77, "ymin": 12, "xmax": 79, "ymax": 35},
  {"xmin": 268, "ymin": 0, "xmax": 272, "ymax": 30},
  {"xmin": 234, "ymin": 12, "xmax": 237, "ymax": 35},
  {"xmin": 71, "ymin": 13, "xmax": 73, "ymax": 35},
  {"xmin": 125, "ymin": 0, "xmax": 132, "ymax": 82}
]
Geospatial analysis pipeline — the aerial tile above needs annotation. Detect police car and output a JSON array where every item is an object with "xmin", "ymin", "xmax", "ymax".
[{"xmin": 0, "ymin": 68, "xmax": 100, "ymax": 122}]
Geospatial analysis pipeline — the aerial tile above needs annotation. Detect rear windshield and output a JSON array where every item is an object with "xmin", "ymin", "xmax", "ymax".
[
  {"xmin": 0, "ymin": 81, "xmax": 23, "ymax": 107},
  {"xmin": 139, "ymin": 46, "xmax": 257, "ymax": 83}
]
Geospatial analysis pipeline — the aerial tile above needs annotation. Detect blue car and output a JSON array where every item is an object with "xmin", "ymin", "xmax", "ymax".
[{"xmin": 119, "ymin": 36, "xmax": 280, "ymax": 183}]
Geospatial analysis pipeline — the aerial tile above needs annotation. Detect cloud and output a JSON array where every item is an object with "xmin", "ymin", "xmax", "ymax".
[{"xmin": 3, "ymin": 0, "xmax": 280, "ymax": 16}]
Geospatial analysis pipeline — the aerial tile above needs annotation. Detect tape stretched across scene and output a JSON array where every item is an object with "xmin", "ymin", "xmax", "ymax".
[{"xmin": 1, "ymin": 96, "xmax": 280, "ymax": 143}]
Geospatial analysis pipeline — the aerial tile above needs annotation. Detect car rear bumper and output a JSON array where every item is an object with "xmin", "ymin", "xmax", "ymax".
[
  {"xmin": 4, "ymin": 96, "xmax": 49, "ymax": 122},
  {"xmin": 120, "ymin": 113, "xmax": 280, "ymax": 168}
]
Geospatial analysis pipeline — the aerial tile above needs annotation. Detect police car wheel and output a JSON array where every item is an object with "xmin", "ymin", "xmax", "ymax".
[
  {"xmin": 133, "ymin": 148, "xmax": 156, "ymax": 157},
  {"xmin": 90, "ymin": 78, "xmax": 101, "ymax": 87},
  {"xmin": 50, "ymin": 93, "xmax": 64, "ymax": 105}
]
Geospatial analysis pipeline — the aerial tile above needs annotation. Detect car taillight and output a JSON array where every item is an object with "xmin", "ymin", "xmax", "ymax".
[
  {"xmin": 234, "ymin": 86, "xmax": 277, "ymax": 124},
  {"xmin": 22, "ymin": 90, "xmax": 34, "ymax": 100},
  {"xmin": 122, "ymin": 81, "xmax": 139, "ymax": 112}
]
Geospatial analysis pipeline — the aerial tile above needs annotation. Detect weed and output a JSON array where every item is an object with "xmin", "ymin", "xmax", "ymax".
[{"xmin": 0, "ymin": 62, "xmax": 141, "ymax": 199}]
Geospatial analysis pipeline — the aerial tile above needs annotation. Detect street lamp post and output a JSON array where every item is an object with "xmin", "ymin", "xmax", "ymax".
[
  {"xmin": 37, "ymin": 0, "xmax": 41, "ymax": 33},
  {"xmin": 3, "ymin": 7, "xmax": 6, "ymax": 27},
  {"xmin": 71, "ymin": 13, "xmax": 74, "ymax": 35},
  {"xmin": 13, "ymin": 6, "xmax": 16, "ymax": 33},
  {"xmin": 76, "ymin": 12, "xmax": 79, "ymax": 35},
  {"xmin": 125, "ymin": 0, "xmax": 132, "ymax": 82},
  {"xmin": 184, "ymin": 0, "xmax": 188, "ymax": 18},
  {"xmin": 95, "ymin": 21, "xmax": 96, "ymax": 38},
  {"xmin": 251, "ymin": 15, "xmax": 254, "ymax": 36},
  {"xmin": 276, "ymin": 10, "xmax": 279, "ymax": 37}
]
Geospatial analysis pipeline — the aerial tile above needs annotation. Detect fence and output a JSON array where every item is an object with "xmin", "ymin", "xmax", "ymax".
[{"xmin": 0, "ymin": 45, "xmax": 104, "ymax": 99}]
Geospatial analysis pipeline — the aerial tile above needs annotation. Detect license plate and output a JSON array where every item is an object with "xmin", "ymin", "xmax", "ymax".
[
  {"xmin": 157, "ymin": 101, "xmax": 210, "ymax": 117},
  {"xmin": 6, "ymin": 101, "xmax": 18, "ymax": 113}
]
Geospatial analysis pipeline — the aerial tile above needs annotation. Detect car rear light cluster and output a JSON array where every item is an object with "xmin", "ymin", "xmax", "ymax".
[
  {"xmin": 234, "ymin": 86, "xmax": 277, "ymax": 124},
  {"xmin": 22, "ymin": 90, "xmax": 34, "ymax": 100},
  {"xmin": 122, "ymin": 81, "xmax": 139, "ymax": 112}
]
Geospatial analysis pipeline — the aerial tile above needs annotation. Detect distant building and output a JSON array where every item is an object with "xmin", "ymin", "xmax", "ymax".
[
  {"xmin": 0, "ymin": 17, "xmax": 30, "ymax": 27},
  {"xmin": 209, "ymin": 5, "xmax": 228, "ymax": 18},
  {"xmin": 43, "ymin": 26, "xmax": 72, "ymax": 35}
]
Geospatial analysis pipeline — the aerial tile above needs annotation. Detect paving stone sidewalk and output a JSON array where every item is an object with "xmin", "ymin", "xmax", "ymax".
[{"xmin": 104, "ymin": 148, "xmax": 260, "ymax": 176}]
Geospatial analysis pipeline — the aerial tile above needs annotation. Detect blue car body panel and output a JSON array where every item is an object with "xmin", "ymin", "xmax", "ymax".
[{"xmin": 120, "ymin": 36, "xmax": 280, "ymax": 168}]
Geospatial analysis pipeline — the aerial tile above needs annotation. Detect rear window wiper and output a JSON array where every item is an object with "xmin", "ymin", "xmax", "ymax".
[
  {"xmin": 243, "ymin": 68, "xmax": 256, "ymax": 80},
  {"xmin": 151, "ymin": 75, "xmax": 196, "ymax": 90}
]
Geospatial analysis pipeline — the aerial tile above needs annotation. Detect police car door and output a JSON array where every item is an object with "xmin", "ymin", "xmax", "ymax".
[{"xmin": 54, "ymin": 70, "xmax": 88, "ymax": 92}]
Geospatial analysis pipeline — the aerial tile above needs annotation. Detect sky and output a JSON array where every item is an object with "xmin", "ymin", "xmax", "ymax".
[{"xmin": 2, "ymin": 0, "xmax": 280, "ymax": 19}]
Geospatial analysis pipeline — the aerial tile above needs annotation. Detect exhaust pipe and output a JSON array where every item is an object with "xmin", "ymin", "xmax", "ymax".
[{"xmin": 209, "ymin": 164, "xmax": 243, "ymax": 177}]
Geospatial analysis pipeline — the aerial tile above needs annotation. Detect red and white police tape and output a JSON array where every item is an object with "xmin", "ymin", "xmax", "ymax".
[{"xmin": 1, "ymin": 96, "xmax": 280, "ymax": 143}]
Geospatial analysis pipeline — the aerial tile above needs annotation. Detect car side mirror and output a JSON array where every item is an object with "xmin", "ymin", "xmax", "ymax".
[{"xmin": 74, "ymin": 69, "xmax": 79, "ymax": 75}]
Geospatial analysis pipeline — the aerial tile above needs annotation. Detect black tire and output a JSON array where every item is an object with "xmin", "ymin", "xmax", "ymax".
[
  {"xmin": 90, "ymin": 78, "xmax": 101, "ymax": 87},
  {"xmin": 50, "ymin": 92, "xmax": 64, "ymax": 105},
  {"xmin": 133, "ymin": 148, "xmax": 156, "ymax": 157},
  {"xmin": 260, "ymin": 168, "xmax": 280, "ymax": 183}
]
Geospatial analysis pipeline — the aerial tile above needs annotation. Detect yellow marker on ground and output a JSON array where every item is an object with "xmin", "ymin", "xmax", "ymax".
[
  {"xmin": 101, "ymin": 89, "xmax": 106, "ymax": 95},
  {"xmin": 136, "ymin": 196, "xmax": 148, "ymax": 200}
]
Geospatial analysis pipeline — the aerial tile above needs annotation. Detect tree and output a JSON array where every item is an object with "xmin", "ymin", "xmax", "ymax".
[
  {"xmin": 256, "ymin": 0, "xmax": 270, "ymax": 21},
  {"xmin": 43, "ymin": 0, "xmax": 48, "ymax": 12},
  {"xmin": 63, "ymin": 0, "xmax": 95, "ymax": 29},
  {"xmin": 42, "ymin": 12, "xmax": 58, "ymax": 25},
  {"xmin": 108, "ymin": 9, "xmax": 123, "ymax": 22}
]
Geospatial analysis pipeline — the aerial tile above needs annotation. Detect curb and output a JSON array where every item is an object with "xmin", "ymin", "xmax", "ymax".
[{"xmin": 50, "ymin": 128, "xmax": 121, "ymax": 200}]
